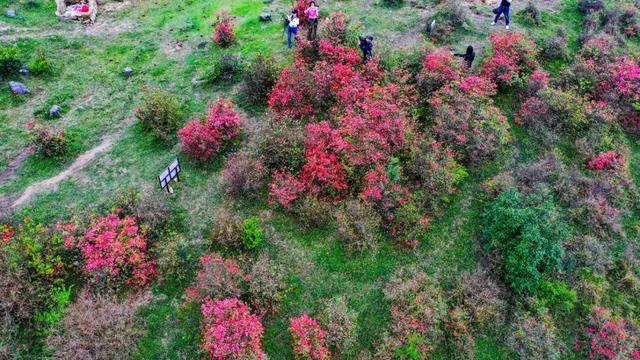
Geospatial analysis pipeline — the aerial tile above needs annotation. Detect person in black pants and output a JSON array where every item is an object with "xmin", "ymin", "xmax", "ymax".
[
  {"xmin": 454, "ymin": 45, "xmax": 476, "ymax": 69},
  {"xmin": 492, "ymin": 0, "xmax": 512, "ymax": 30}
]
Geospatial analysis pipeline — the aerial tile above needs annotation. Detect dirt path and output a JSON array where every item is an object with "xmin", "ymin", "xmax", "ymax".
[{"xmin": 0, "ymin": 146, "xmax": 35, "ymax": 186}]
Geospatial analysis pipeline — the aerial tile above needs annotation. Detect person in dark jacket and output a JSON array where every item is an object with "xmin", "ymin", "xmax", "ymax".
[
  {"xmin": 492, "ymin": 0, "xmax": 512, "ymax": 30},
  {"xmin": 359, "ymin": 35, "xmax": 374, "ymax": 63},
  {"xmin": 454, "ymin": 45, "xmax": 476, "ymax": 68}
]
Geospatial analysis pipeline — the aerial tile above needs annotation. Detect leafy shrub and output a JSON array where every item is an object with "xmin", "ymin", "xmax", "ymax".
[
  {"xmin": 152, "ymin": 231, "xmax": 190, "ymax": 281},
  {"xmin": 201, "ymin": 298, "xmax": 266, "ymax": 360},
  {"xmin": 335, "ymin": 199, "xmax": 381, "ymax": 252},
  {"xmin": 134, "ymin": 89, "xmax": 182, "ymax": 141},
  {"xmin": 178, "ymin": 98, "xmax": 241, "ymax": 161},
  {"xmin": 209, "ymin": 206, "xmax": 244, "ymax": 250},
  {"xmin": 28, "ymin": 121, "xmax": 68, "ymax": 158},
  {"xmin": 130, "ymin": 188, "xmax": 171, "ymax": 238},
  {"xmin": 0, "ymin": 253, "xmax": 45, "ymax": 325},
  {"xmin": 186, "ymin": 253, "xmax": 244, "ymax": 303},
  {"xmin": 536, "ymin": 280, "xmax": 577, "ymax": 314},
  {"xmin": 201, "ymin": 53, "xmax": 244, "ymax": 84},
  {"xmin": 416, "ymin": 49, "xmax": 464, "ymax": 98},
  {"xmin": 578, "ymin": 307, "xmax": 640, "ymax": 359},
  {"xmin": 269, "ymin": 170, "xmax": 306, "ymax": 209},
  {"xmin": 242, "ymin": 216, "xmax": 264, "ymax": 251},
  {"xmin": 68, "ymin": 212, "xmax": 156, "ymax": 289},
  {"xmin": 443, "ymin": 307, "xmax": 475, "ymax": 359},
  {"xmin": 481, "ymin": 32, "xmax": 539, "ymax": 90},
  {"xmin": 292, "ymin": 195, "xmax": 334, "ymax": 229},
  {"xmin": 320, "ymin": 296, "xmax": 357, "ymax": 356},
  {"xmin": 450, "ymin": 267, "xmax": 506, "ymax": 330},
  {"xmin": 289, "ymin": 314, "xmax": 331, "ymax": 360},
  {"xmin": 542, "ymin": 30, "xmax": 569, "ymax": 60},
  {"xmin": 240, "ymin": 54, "xmax": 277, "ymax": 105},
  {"xmin": 319, "ymin": 12, "xmax": 354, "ymax": 45},
  {"xmin": 381, "ymin": 266, "xmax": 446, "ymax": 358},
  {"xmin": 578, "ymin": 0, "xmax": 604, "ymax": 14},
  {"xmin": 525, "ymin": 68, "xmax": 550, "ymax": 97},
  {"xmin": 0, "ymin": 44, "xmax": 20, "ymax": 79},
  {"xmin": 46, "ymin": 291, "xmax": 151, "ymax": 360},
  {"xmin": 219, "ymin": 151, "xmax": 267, "ymax": 198},
  {"xmin": 521, "ymin": 2, "xmax": 542, "ymax": 26},
  {"xmin": 27, "ymin": 47, "xmax": 51, "ymax": 76},
  {"xmin": 483, "ymin": 188, "xmax": 569, "ymax": 294},
  {"xmin": 439, "ymin": 0, "xmax": 467, "ymax": 28},
  {"xmin": 212, "ymin": 12, "xmax": 236, "ymax": 47},
  {"xmin": 247, "ymin": 254, "xmax": 285, "ymax": 312},
  {"xmin": 250, "ymin": 118, "xmax": 305, "ymax": 172},
  {"xmin": 588, "ymin": 151, "xmax": 626, "ymax": 172},
  {"xmin": 381, "ymin": 0, "xmax": 403, "ymax": 7},
  {"xmin": 388, "ymin": 198, "xmax": 431, "ymax": 250},
  {"xmin": 507, "ymin": 313, "xmax": 565, "ymax": 360}
]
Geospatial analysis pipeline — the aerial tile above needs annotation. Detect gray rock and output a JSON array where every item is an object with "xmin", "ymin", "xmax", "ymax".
[
  {"xmin": 123, "ymin": 67, "xmax": 134, "ymax": 76},
  {"xmin": 9, "ymin": 81, "xmax": 29, "ymax": 95},
  {"xmin": 197, "ymin": 41, "xmax": 207, "ymax": 49},
  {"xmin": 49, "ymin": 105, "xmax": 62, "ymax": 118},
  {"xmin": 259, "ymin": 13, "xmax": 272, "ymax": 21},
  {"xmin": 19, "ymin": 67, "xmax": 30, "ymax": 76},
  {"xmin": 6, "ymin": 9, "xmax": 16, "ymax": 18}
]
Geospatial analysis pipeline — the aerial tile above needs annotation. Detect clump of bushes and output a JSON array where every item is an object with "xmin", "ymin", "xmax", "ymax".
[
  {"xmin": 134, "ymin": 89, "xmax": 182, "ymax": 142},
  {"xmin": 247, "ymin": 254, "xmax": 285, "ymax": 312},
  {"xmin": 209, "ymin": 206, "xmax": 244, "ymax": 250},
  {"xmin": 178, "ymin": 98, "xmax": 241, "ymax": 161},
  {"xmin": 240, "ymin": 54, "xmax": 277, "ymax": 105},
  {"xmin": 507, "ymin": 313, "xmax": 566, "ymax": 360},
  {"xmin": 201, "ymin": 53, "xmax": 244, "ymax": 84},
  {"xmin": 186, "ymin": 253, "xmax": 244, "ymax": 302},
  {"xmin": 320, "ymin": 296, "xmax": 357, "ymax": 356},
  {"xmin": 335, "ymin": 199, "xmax": 381, "ymax": 252},
  {"xmin": 0, "ymin": 44, "xmax": 20, "ymax": 79},
  {"xmin": 212, "ymin": 12, "xmax": 236, "ymax": 47},
  {"xmin": 241, "ymin": 216, "xmax": 264, "ymax": 251},
  {"xmin": 28, "ymin": 121, "xmax": 68, "ymax": 158},
  {"xmin": 27, "ymin": 48, "xmax": 51, "ymax": 76},
  {"xmin": 481, "ymin": 32, "xmax": 539, "ymax": 90},
  {"xmin": 46, "ymin": 291, "xmax": 151, "ymax": 360},
  {"xmin": 219, "ymin": 151, "xmax": 266, "ymax": 198},
  {"xmin": 289, "ymin": 313, "xmax": 331, "ymax": 360}
]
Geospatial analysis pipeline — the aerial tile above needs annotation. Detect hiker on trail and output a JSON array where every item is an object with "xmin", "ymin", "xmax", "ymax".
[
  {"xmin": 454, "ymin": 45, "xmax": 476, "ymax": 69},
  {"xmin": 492, "ymin": 0, "xmax": 512, "ymax": 30},
  {"xmin": 305, "ymin": 1, "xmax": 319, "ymax": 40},
  {"xmin": 359, "ymin": 35, "xmax": 374, "ymax": 63},
  {"xmin": 287, "ymin": 10, "xmax": 300, "ymax": 48}
]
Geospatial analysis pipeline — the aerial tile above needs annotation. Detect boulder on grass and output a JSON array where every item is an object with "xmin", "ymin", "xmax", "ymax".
[{"xmin": 9, "ymin": 81, "xmax": 29, "ymax": 95}]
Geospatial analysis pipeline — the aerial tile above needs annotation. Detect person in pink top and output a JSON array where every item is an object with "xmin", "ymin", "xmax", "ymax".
[{"xmin": 304, "ymin": 1, "xmax": 319, "ymax": 40}]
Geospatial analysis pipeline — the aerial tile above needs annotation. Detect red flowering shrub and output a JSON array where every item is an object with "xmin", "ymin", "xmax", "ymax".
[
  {"xmin": 268, "ymin": 62, "xmax": 324, "ymax": 121},
  {"xmin": 186, "ymin": 253, "xmax": 245, "ymax": 303},
  {"xmin": 269, "ymin": 170, "xmax": 306, "ymax": 209},
  {"xmin": 201, "ymin": 298, "xmax": 266, "ymax": 360},
  {"xmin": 481, "ymin": 32, "xmax": 539, "ymax": 89},
  {"xmin": 289, "ymin": 314, "xmax": 331, "ymax": 360},
  {"xmin": 588, "ymin": 151, "xmax": 626, "ymax": 172},
  {"xmin": 526, "ymin": 68, "xmax": 550, "ymax": 97},
  {"xmin": 69, "ymin": 213, "xmax": 156, "ymax": 288},
  {"xmin": 417, "ymin": 49, "xmax": 464, "ymax": 97},
  {"xmin": 0, "ymin": 224, "xmax": 13, "ymax": 245},
  {"xmin": 178, "ymin": 99, "xmax": 241, "ymax": 161},
  {"xmin": 319, "ymin": 12, "xmax": 353, "ymax": 45},
  {"xmin": 212, "ymin": 12, "xmax": 235, "ymax": 47},
  {"xmin": 219, "ymin": 151, "xmax": 267, "ymax": 197},
  {"xmin": 578, "ymin": 307, "xmax": 640, "ymax": 360},
  {"xmin": 27, "ymin": 121, "xmax": 68, "ymax": 158}
]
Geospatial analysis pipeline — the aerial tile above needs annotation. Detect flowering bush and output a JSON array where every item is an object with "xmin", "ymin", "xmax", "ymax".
[
  {"xmin": 186, "ymin": 253, "xmax": 244, "ymax": 303},
  {"xmin": 578, "ymin": 307, "xmax": 640, "ymax": 360},
  {"xmin": 201, "ymin": 298, "xmax": 265, "ymax": 360},
  {"xmin": 69, "ymin": 213, "xmax": 156, "ymax": 288},
  {"xmin": 588, "ymin": 151, "xmax": 626, "ymax": 172},
  {"xmin": 178, "ymin": 99, "xmax": 241, "ymax": 161},
  {"xmin": 481, "ymin": 32, "xmax": 539, "ymax": 89},
  {"xmin": 319, "ymin": 12, "xmax": 353, "ymax": 45},
  {"xmin": 0, "ymin": 224, "xmax": 13, "ymax": 245},
  {"xmin": 269, "ymin": 170, "xmax": 306, "ymax": 209},
  {"xmin": 267, "ymin": 61, "xmax": 328, "ymax": 121},
  {"xmin": 27, "ymin": 121, "xmax": 68, "ymax": 158},
  {"xmin": 289, "ymin": 314, "xmax": 331, "ymax": 360},
  {"xmin": 525, "ymin": 69, "xmax": 550, "ymax": 96},
  {"xmin": 219, "ymin": 152, "xmax": 267, "ymax": 198},
  {"xmin": 416, "ymin": 49, "xmax": 464, "ymax": 97},
  {"xmin": 212, "ymin": 12, "xmax": 236, "ymax": 47}
]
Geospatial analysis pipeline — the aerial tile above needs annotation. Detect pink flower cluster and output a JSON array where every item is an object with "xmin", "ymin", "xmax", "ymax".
[
  {"xmin": 178, "ymin": 99, "xmax": 241, "ymax": 161},
  {"xmin": 269, "ymin": 170, "xmax": 306, "ymax": 209},
  {"xmin": 579, "ymin": 308, "xmax": 640, "ymax": 360},
  {"xmin": 289, "ymin": 314, "xmax": 330, "ymax": 360},
  {"xmin": 212, "ymin": 12, "xmax": 236, "ymax": 47},
  {"xmin": 0, "ymin": 224, "xmax": 14, "ymax": 245},
  {"xmin": 71, "ymin": 213, "xmax": 156, "ymax": 288},
  {"xmin": 186, "ymin": 253, "xmax": 245, "ymax": 303},
  {"xmin": 481, "ymin": 32, "xmax": 539, "ymax": 88},
  {"xmin": 588, "ymin": 151, "xmax": 626, "ymax": 172},
  {"xmin": 201, "ymin": 298, "xmax": 265, "ymax": 360}
]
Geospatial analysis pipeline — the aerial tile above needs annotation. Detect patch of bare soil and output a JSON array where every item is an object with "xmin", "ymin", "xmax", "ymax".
[
  {"xmin": 0, "ymin": 16, "xmax": 136, "ymax": 41},
  {"xmin": 0, "ymin": 146, "xmax": 35, "ymax": 187},
  {"xmin": 159, "ymin": 39, "xmax": 190, "ymax": 61}
]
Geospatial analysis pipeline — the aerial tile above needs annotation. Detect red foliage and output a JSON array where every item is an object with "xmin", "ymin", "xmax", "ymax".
[
  {"xmin": 69, "ymin": 212, "xmax": 156, "ymax": 288},
  {"xmin": 588, "ymin": 151, "xmax": 626, "ymax": 172},
  {"xmin": 201, "ymin": 298, "xmax": 266, "ymax": 360},
  {"xmin": 579, "ymin": 307, "xmax": 640, "ymax": 360},
  {"xmin": 212, "ymin": 12, "xmax": 236, "ymax": 47},
  {"xmin": 417, "ymin": 49, "xmax": 464, "ymax": 96},
  {"xmin": 269, "ymin": 170, "xmax": 306, "ymax": 209},
  {"xmin": 178, "ymin": 99, "xmax": 241, "ymax": 161},
  {"xmin": 0, "ymin": 224, "xmax": 14, "ymax": 245},
  {"xmin": 186, "ymin": 253, "xmax": 245, "ymax": 303},
  {"xmin": 481, "ymin": 32, "xmax": 539, "ymax": 88},
  {"xmin": 289, "ymin": 314, "xmax": 331, "ymax": 360},
  {"xmin": 526, "ymin": 69, "xmax": 550, "ymax": 96}
]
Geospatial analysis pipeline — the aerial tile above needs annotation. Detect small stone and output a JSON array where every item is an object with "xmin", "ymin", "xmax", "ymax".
[
  {"xmin": 6, "ymin": 9, "xmax": 16, "ymax": 18},
  {"xmin": 259, "ymin": 13, "xmax": 272, "ymax": 21},
  {"xmin": 197, "ymin": 41, "xmax": 207, "ymax": 49},
  {"xmin": 123, "ymin": 67, "xmax": 134, "ymax": 76},
  {"xmin": 49, "ymin": 105, "xmax": 62, "ymax": 118},
  {"xmin": 9, "ymin": 81, "xmax": 29, "ymax": 95},
  {"xmin": 19, "ymin": 67, "xmax": 30, "ymax": 76}
]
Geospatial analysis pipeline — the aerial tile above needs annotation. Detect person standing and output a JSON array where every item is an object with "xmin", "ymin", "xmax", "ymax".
[
  {"xmin": 287, "ymin": 10, "xmax": 300, "ymax": 48},
  {"xmin": 305, "ymin": 1, "xmax": 319, "ymax": 40},
  {"xmin": 359, "ymin": 35, "xmax": 374, "ymax": 63},
  {"xmin": 492, "ymin": 0, "xmax": 512, "ymax": 30},
  {"xmin": 454, "ymin": 45, "xmax": 476, "ymax": 69}
]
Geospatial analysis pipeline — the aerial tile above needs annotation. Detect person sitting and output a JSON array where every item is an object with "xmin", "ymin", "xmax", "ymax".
[
  {"xmin": 454, "ymin": 45, "xmax": 476, "ymax": 69},
  {"xmin": 359, "ymin": 35, "xmax": 374, "ymax": 64}
]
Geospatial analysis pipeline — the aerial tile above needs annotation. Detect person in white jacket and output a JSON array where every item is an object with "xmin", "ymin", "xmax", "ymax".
[
  {"xmin": 287, "ymin": 10, "xmax": 300, "ymax": 48},
  {"xmin": 492, "ymin": 0, "xmax": 512, "ymax": 30}
]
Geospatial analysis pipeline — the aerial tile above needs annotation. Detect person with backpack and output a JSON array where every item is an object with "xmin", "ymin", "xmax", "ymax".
[
  {"xmin": 305, "ymin": 1, "xmax": 319, "ymax": 40},
  {"xmin": 492, "ymin": 0, "xmax": 512, "ymax": 30},
  {"xmin": 287, "ymin": 10, "xmax": 300, "ymax": 48},
  {"xmin": 359, "ymin": 35, "xmax": 374, "ymax": 63},
  {"xmin": 454, "ymin": 45, "xmax": 476, "ymax": 69}
]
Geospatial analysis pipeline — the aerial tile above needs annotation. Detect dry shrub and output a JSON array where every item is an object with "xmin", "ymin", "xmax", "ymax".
[
  {"xmin": 247, "ymin": 253, "xmax": 285, "ymax": 312},
  {"xmin": 578, "ymin": 0, "xmax": 604, "ymax": 14},
  {"xmin": 320, "ymin": 296, "xmax": 357, "ymax": 356},
  {"xmin": 249, "ymin": 118, "xmax": 305, "ymax": 173},
  {"xmin": 450, "ymin": 267, "xmax": 506, "ymax": 330},
  {"xmin": 240, "ymin": 54, "xmax": 278, "ymax": 105},
  {"xmin": 542, "ymin": 30, "xmax": 569, "ymax": 60},
  {"xmin": 507, "ymin": 313, "xmax": 565, "ymax": 360},
  {"xmin": 209, "ymin": 206, "xmax": 244, "ymax": 250},
  {"xmin": 113, "ymin": 187, "xmax": 171, "ymax": 238},
  {"xmin": 134, "ymin": 89, "xmax": 182, "ymax": 142},
  {"xmin": 292, "ymin": 195, "xmax": 334, "ymax": 229},
  {"xmin": 152, "ymin": 231, "xmax": 190, "ymax": 281},
  {"xmin": 219, "ymin": 151, "xmax": 267, "ymax": 198},
  {"xmin": 186, "ymin": 253, "xmax": 245, "ymax": 303},
  {"xmin": 335, "ymin": 199, "xmax": 381, "ymax": 252},
  {"xmin": 521, "ymin": 2, "xmax": 542, "ymax": 26},
  {"xmin": 0, "ymin": 254, "xmax": 45, "ymax": 325},
  {"xmin": 47, "ymin": 291, "xmax": 151, "ymax": 360}
]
